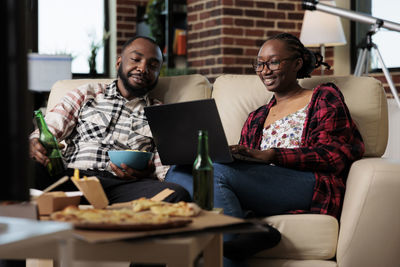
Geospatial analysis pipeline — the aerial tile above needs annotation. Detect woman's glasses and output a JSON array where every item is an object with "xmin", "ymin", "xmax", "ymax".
[{"xmin": 252, "ymin": 57, "xmax": 298, "ymax": 72}]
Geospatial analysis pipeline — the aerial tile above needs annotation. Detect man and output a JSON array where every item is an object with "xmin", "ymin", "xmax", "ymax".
[{"xmin": 30, "ymin": 36, "xmax": 191, "ymax": 203}]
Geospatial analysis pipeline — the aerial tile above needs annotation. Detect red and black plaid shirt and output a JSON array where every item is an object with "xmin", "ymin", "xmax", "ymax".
[{"xmin": 239, "ymin": 83, "xmax": 365, "ymax": 218}]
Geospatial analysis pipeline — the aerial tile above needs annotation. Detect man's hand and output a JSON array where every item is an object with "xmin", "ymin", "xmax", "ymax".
[
  {"xmin": 30, "ymin": 138, "xmax": 65, "ymax": 166},
  {"xmin": 110, "ymin": 160, "xmax": 155, "ymax": 180},
  {"xmin": 230, "ymin": 145, "xmax": 276, "ymax": 164},
  {"xmin": 30, "ymin": 138, "xmax": 49, "ymax": 166}
]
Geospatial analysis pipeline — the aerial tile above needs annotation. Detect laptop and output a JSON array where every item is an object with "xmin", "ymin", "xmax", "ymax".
[
  {"xmin": 144, "ymin": 99, "xmax": 232, "ymax": 165},
  {"xmin": 144, "ymin": 99, "xmax": 264, "ymax": 165}
]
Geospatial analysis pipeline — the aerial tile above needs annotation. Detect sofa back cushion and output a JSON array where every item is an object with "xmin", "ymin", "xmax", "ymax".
[
  {"xmin": 47, "ymin": 74, "xmax": 212, "ymax": 111},
  {"xmin": 212, "ymin": 74, "xmax": 388, "ymax": 157}
]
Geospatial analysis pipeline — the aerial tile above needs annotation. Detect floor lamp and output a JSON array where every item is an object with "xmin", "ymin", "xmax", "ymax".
[{"xmin": 300, "ymin": 0, "xmax": 346, "ymax": 75}]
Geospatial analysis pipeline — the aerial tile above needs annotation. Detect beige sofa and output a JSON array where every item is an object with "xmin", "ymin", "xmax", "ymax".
[{"xmin": 47, "ymin": 74, "xmax": 400, "ymax": 267}]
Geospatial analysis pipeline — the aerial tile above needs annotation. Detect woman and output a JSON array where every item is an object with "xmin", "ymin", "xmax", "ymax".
[{"xmin": 165, "ymin": 32, "xmax": 365, "ymax": 264}]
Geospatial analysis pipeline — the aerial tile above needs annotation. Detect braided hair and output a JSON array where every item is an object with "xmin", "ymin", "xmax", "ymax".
[{"xmin": 265, "ymin": 33, "xmax": 331, "ymax": 79}]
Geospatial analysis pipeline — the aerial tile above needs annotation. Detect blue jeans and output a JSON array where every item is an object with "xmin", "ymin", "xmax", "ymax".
[{"xmin": 165, "ymin": 162, "xmax": 315, "ymax": 218}]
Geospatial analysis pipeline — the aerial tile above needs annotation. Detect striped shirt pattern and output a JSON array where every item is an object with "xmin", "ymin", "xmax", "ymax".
[{"xmin": 30, "ymin": 80, "xmax": 169, "ymax": 180}]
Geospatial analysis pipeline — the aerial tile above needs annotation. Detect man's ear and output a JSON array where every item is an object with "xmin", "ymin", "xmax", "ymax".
[{"xmin": 116, "ymin": 56, "xmax": 122, "ymax": 70}]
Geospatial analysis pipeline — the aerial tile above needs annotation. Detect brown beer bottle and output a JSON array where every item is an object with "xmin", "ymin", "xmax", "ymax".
[
  {"xmin": 192, "ymin": 130, "xmax": 214, "ymax": 210},
  {"xmin": 34, "ymin": 110, "xmax": 65, "ymax": 177}
]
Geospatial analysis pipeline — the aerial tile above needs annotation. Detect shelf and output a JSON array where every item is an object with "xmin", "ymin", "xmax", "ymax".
[{"xmin": 164, "ymin": 0, "xmax": 187, "ymax": 68}]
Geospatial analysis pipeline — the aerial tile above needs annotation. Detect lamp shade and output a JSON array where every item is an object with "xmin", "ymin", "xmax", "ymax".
[
  {"xmin": 28, "ymin": 53, "xmax": 72, "ymax": 92},
  {"xmin": 300, "ymin": 0, "xmax": 347, "ymax": 47}
]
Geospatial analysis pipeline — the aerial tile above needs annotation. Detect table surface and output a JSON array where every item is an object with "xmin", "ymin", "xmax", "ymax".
[{"xmin": 0, "ymin": 216, "xmax": 72, "ymax": 246}]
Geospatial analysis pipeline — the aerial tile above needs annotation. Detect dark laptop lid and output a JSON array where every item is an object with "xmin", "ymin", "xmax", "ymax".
[{"xmin": 144, "ymin": 99, "xmax": 233, "ymax": 165}]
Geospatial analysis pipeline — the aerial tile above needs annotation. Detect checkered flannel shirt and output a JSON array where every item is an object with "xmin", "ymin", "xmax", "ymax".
[
  {"xmin": 239, "ymin": 83, "xmax": 365, "ymax": 218},
  {"xmin": 30, "ymin": 80, "xmax": 170, "ymax": 180}
]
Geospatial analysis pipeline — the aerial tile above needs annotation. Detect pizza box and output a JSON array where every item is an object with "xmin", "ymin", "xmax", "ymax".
[
  {"xmin": 36, "ymin": 191, "xmax": 81, "ymax": 215},
  {"xmin": 72, "ymin": 210, "xmax": 252, "ymax": 243}
]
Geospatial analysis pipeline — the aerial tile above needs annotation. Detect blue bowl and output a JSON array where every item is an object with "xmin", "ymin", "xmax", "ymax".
[{"xmin": 108, "ymin": 150, "xmax": 154, "ymax": 170}]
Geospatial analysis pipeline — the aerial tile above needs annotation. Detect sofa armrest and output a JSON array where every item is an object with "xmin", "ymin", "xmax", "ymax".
[{"xmin": 337, "ymin": 158, "xmax": 400, "ymax": 267}]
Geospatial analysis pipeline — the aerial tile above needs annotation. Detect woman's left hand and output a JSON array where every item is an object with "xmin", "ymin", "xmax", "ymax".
[
  {"xmin": 110, "ymin": 160, "xmax": 155, "ymax": 180},
  {"xmin": 230, "ymin": 145, "xmax": 276, "ymax": 163}
]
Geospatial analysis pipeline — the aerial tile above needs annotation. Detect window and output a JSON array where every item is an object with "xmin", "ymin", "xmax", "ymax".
[
  {"xmin": 38, "ymin": 0, "xmax": 108, "ymax": 75},
  {"xmin": 370, "ymin": 0, "xmax": 400, "ymax": 69}
]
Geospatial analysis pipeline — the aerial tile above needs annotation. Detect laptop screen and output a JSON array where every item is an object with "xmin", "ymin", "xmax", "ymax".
[{"xmin": 144, "ymin": 99, "xmax": 233, "ymax": 165}]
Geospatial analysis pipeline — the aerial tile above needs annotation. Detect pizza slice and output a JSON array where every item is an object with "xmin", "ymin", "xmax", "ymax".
[
  {"xmin": 150, "ymin": 201, "xmax": 201, "ymax": 217},
  {"xmin": 131, "ymin": 198, "xmax": 201, "ymax": 217},
  {"xmin": 131, "ymin": 197, "xmax": 165, "ymax": 212}
]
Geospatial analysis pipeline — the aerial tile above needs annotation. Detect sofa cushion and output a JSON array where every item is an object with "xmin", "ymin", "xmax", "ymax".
[
  {"xmin": 298, "ymin": 75, "xmax": 388, "ymax": 157},
  {"xmin": 212, "ymin": 74, "xmax": 388, "ymax": 157},
  {"xmin": 47, "ymin": 74, "xmax": 212, "ymax": 111},
  {"xmin": 47, "ymin": 79, "xmax": 113, "ymax": 111},
  {"xmin": 212, "ymin": 74, "xmax": 272, "ymax": 145},
  {"xmin": 256, "ymin": 214, "xmax": 338, "ymax": 260},
  {"xmin": 150, "ymin": 74, "xmax": 212, "ymax": 103}
]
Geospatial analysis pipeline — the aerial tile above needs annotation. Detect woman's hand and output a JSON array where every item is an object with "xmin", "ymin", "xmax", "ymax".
[
  {"xmin": 230, "ymin": 145, "xmax": 276, "ymax": 164},
  {"xmin": 110, "ymin": 160, "xmax": 155, "ymax": 181}
]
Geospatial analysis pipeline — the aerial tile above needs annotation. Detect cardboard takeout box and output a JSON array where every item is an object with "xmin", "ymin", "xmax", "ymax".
[{"xmin": 36, "ymin": 191, "xmax": 81, "ymax": 215}]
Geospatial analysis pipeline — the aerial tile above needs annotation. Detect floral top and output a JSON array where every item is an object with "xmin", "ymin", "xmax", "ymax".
[{"xmin": 260, "ymin": 105, "xmax": 308, "ymax": 150}]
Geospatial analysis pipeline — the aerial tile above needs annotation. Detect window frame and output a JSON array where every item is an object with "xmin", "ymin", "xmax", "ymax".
[
  {"xmin": 74, "ymin": 0, "xmax": 110, "ymax": 78},
  {"xmin": 31, "ymin": 0, "xmax": 110, "ymax": 78},
  {"xmin": 351, "ymin": 0, "xmax": 400, "ymax": 73}
]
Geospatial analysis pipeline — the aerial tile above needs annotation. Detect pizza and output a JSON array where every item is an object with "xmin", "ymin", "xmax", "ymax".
[
  {"xmin": 50, "ymin": 205, "xmax": 192, "ymax": 231},
  {"xmin": 50, "ymin": 198, "xmax": 201, "ymax": 231},
  {"xmin": 131, "ymin": 198, "xmax": 201, "ymax": 217},
  {"xmin": 150, "ymin": 201, "xmax": 201, "ymax": 217},
  {"xmin": 131, "ymin": 197, "xmax": 164, "ymax": 212}
]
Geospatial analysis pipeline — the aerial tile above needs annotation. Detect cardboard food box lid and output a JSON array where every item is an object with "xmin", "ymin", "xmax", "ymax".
[
  {"xmin": 71, "ymin": 176, "xmax": 109, "ymax": 209},
  {"xmin": 37, "ymin": 192, "xmax": 81, "ymax": 215}
]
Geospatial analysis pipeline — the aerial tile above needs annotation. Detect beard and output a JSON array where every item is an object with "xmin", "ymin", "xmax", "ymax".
[{"xmin": 117, "ymin": 63, "xmax": 158, "ymax": 97}]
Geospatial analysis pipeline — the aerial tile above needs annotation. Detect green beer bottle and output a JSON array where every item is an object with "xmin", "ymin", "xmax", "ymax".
[
  {"xmin": 34, "ymin": 110, "xmax": 65, "ymax": 177},
  {"xmin": 193, "ymin": 130, "xmax": 214, "ymax": 210}
]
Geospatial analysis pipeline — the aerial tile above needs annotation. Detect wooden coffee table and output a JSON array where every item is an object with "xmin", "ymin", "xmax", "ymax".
[
  {"xmin": 25, "ymin": 233, "xmax": 222, "ymax": 267},
  {"xmin": 0, "ymin": 216, "xmax": 223, "ymax": 267}
]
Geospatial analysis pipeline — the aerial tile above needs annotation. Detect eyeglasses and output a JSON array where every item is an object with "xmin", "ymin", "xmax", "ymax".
[{"xmin": 252, "ymin": 57, "xmax": 298, "ymax": 72}]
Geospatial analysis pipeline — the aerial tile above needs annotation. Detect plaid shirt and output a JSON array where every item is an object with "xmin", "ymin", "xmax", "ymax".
[
  {"xmin": 239, "ymin": 83, "xmax": 365, "ymax": 218},
  {"xmin": 30, "ymin": 80, "xmax": 169, "ymax": 180}
]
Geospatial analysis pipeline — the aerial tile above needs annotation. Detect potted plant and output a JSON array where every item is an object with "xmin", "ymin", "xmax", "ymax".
[
  {"xmin": 88, "ymin": 30, "xmax": 110, "ymax": 76},
  {"xmin": 145, "ymin": 0, "xmax": 165, "ymax": 49}
]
